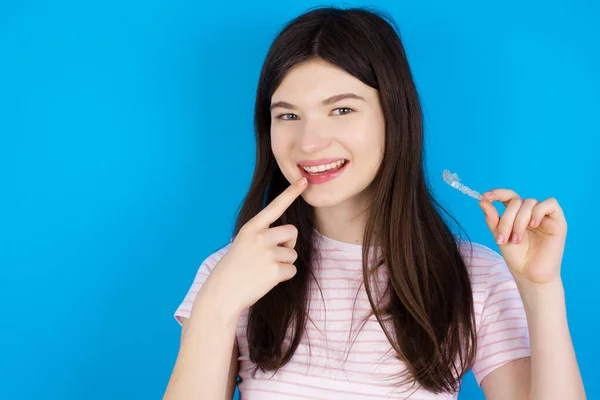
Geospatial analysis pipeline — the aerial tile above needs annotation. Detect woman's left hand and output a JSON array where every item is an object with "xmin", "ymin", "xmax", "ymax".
[{"xmin": 479, "ymin": 189, "xmax": 568, "ymax": 285}]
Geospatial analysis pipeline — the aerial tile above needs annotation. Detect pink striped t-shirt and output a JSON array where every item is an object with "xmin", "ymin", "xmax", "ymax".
[{"xmin": 174, "ymin": 230, "xmax": 531, "ymax": 399}]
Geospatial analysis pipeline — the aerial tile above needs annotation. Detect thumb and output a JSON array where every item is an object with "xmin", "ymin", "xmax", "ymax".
[{"xmin": 479, "ymin": 200, "xmax": 500, "ymax": 235}]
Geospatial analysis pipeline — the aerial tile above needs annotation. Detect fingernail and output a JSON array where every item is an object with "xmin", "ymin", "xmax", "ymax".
[
  {"xmin": 496, "ymin": 233, "xmax": 505, "ymax": 244},
  {"xmin": 298, "ymin": 177, "xmax": 307, "ymax": 186},
  {"xmin": 529, "ymin": 219, "xmax": 536, "ymax": 228},
  {"xmin": 511, "ymin": 233, "xmax": 519, "ymax": 244}
]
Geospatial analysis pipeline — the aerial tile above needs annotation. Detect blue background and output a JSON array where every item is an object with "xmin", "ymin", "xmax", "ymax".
[{"xmin": 1, "ymin": 0, "xmax": 598, "ymax": 398}]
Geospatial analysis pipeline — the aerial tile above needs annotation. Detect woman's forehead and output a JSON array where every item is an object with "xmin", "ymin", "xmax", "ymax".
[{"xmin": 272, "ymin": 62, "xmax": 376, "ymax": 107}]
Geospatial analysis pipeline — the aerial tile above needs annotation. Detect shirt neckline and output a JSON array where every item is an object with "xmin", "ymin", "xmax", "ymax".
[{"xmin": 313, "ymin": 229, "xmax": 377, "ymax": 254}]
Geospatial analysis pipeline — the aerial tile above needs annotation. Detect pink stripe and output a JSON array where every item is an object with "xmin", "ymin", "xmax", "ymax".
[
  {"xmin": 480, "ymin": 296, "xmax": 524, "ymax": 322},
  {"xmin": 194, "ymin": 272, "xmax": 210, "ymax": 280},
  {"xmin": 320, "ymin": 267, "xmax": 365, "ymax": 273},
  {"xmin": 304, "ymin": 337, "xmax": 392, "ymax": 345},
  {"xmin": 470, "ymin": 260, "xmax": 504, "ymax": 268},
  {"xmin": 310, "ymin": 306, "xmax": 374, "ymax": 312},
  {"xmin": 240, "ymin": 359, "xmax": 399, "ymax": 377},
  {"xmin": 310, "ymin": 323, "xmax": 386, "ymax": 333},
  {"xmin": 318, "ymin": 257, "xmax": 366, "ymax": 263},
  {"xmin": 486, "ymin": 288, "xmax": 520, "ymax": 300},
  {"xmin": 265, "ymin": 351, "xmax": 398, "ymax": 366},
  {"xmin": 316, "ymin": 247, "xmax": 345, "ymax": 252},
  {"xmin": 474, "ymin": 352, "xmax": 531, "ymax": 376},
  {"xmin": 485, "ymin": 317, "xmax": 527, "ymax": 327},
  {"xmin": 477, "ymin": 336, "xmax": 529, "ymax": 351},
  {"xmin": 477, "ymin": 346, "xmax": 530, "ymax": 365},
  {"xmin": 235, "ymin": 325, "xmax": 386, "ymax": 335},
  {"xmin": 469, "ymin": 256, "xmax": 502, "ymax": 262},
  {"xmin": 315, "ymin": 297, "xmax": 374, "ymax": 302},
  {"xmin": 468, "ymin": 265, "xmax": 494, "ymax": 270},
  {"xmin": 470, "ymin": 279, "xmax": 488, "ymax": 286},
  {"xmin": 487, "ymin": 270, "xmax": 509, "ymax": 279},
  {"xmin": 483, "ymin": 307, "xmax": 526, "ymax": 319},
  {"xmin": 243, "ymin": 377, "xmax": 414, "ymax": 399},
  {"xmin": 480, "ymin": 296, "xmax": 523, "ymax": 309},
  {"xmin": 312, "ymin": 277, "xmax": 365, "ymax": 283},
  {"xmin": 469, "ymin": 272, "xmax": 488, "ymax": 277},
  {"xmin": 240, "ymin": 387, "xmax": 330, "ymax": 400},
  {"xmin": 238, "ymin": 341, "xmax": 394, "ymax": 356},
  {"xmin": 478, "ymin": 326, "xmax": 528, "ymax": 339},
  {"xmin": 205, "ymin": 256, "xmax": 219, "ymax": 269},
  {"xmin": 487, "ymin": 279, "xmax": 517, "ymax": 291},
  {"xmin": 298, "ymin": 317, "xmax": 376, "ymax": 324},
  {"xmin": 310, "ymin": 292, "xmax": 369, "ymax": 299},
  {"xmin": 251, "ymin": 368, "xmax": 404, "ymax": 388}
]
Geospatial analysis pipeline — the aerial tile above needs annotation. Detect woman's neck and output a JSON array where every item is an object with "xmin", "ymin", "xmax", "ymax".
[{"xmin": 314, "ymin": 201, "xmax": 369, "ymax": 246}]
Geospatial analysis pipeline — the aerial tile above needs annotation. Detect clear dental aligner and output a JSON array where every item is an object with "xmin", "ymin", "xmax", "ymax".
[{"xmin": 442, "ymin": 170, "xmax": 483, "ymax": 201}]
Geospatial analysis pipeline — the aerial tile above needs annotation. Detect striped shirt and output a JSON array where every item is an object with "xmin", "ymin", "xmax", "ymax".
[{"xmin": 174, "ymin": 230, "xmax": 531, "ymax": 399}]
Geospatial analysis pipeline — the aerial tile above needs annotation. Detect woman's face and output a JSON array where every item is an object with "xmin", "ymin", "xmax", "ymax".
[{"xmin": 270, "ymin": 59, "xmax": 386, "ymax": 209}]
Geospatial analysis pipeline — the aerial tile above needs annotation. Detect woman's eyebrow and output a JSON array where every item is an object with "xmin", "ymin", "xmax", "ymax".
[{"xmin": 270, "ymin": 92, "xmax": 366, "ymax": 111}]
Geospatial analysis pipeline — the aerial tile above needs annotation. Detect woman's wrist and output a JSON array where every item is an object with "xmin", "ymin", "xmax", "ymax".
[
  {"xmin": 514, "ymin": 277, "xmax": 566, "ymax": 314},
  {"xmin": 189, "ymin": 279, "xmax": 243, "ymax": 328}
]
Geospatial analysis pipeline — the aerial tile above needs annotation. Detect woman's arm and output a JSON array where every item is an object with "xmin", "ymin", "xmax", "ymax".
[
  {"xmin": 520, "ymin": 279, "xmax": 585, "ymax": 399},
  {"xmin": 481, "ymin": 279, "xmax": 586, "ymax": 400},
  {"xmin": 478, "ymin": 190, "xmax": 586, "ymax": 399},
  {"xmin": 163, "ymin": 288, "xmax": 240, "ymax": 400},
  {"xmin": 163, "ymin": 180, "xmax": 308, "ymax": 399}
]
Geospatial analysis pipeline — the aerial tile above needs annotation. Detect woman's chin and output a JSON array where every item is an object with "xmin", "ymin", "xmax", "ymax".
[{"xmin": 301, "ymin": 189, "xmax": 351, "ymax": 209}]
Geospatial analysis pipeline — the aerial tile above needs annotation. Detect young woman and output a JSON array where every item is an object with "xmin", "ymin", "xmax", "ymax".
[{"xmin": 163, "ymin": 7, "xmax": 586, "ymax": 400}]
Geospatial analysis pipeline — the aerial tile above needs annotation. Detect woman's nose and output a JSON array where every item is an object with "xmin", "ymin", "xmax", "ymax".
[{"xmin": 298, "ymin": 122, "xmax": 331, "ymax": 154}]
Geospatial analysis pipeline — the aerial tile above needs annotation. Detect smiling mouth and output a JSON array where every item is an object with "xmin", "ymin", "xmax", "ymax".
[{"xmin": 299, "ymin": 159, "xmax": 348, "ymax": 176}]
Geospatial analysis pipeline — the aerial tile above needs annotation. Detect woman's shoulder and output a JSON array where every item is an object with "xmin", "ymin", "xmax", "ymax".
[
  {"xmin": 198, "ymin": 242, "xmax": 232, "ymax": 269},
  {"xmin": 458, "ymin": 240, "xmax": 505, "ymax": 267},
  {"xmin": 173, "ymin": 242, "xmax": 232, "ymax": 324},
  {"xmin": 180, "ymin": 241, "xmax": 233, "ymax": 296},
  {"xmin": 457, "ymin": 240, "xmax": 512, "ymax": 282}
]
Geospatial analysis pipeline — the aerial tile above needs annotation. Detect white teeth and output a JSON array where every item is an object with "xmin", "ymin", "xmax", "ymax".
[{"xmin": 301, "ymin": 159, "xmax": 346, "ymax": 174}]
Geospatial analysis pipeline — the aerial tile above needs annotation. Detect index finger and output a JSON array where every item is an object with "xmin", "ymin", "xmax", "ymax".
[{"xmin": 250, "ymin": 177, "xmax": 308, "ymax": 228}]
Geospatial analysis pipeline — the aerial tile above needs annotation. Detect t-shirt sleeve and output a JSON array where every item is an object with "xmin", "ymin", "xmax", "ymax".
[
  {"xmin": 174, "ymin": 245, "xmax": 230, "ymax": 325},
  {"xmin": 471, "ymin": 256, "xmax": 531, "ymax": 385}
]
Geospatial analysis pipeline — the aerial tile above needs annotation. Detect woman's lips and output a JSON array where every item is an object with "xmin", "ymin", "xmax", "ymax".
[{"xmin": 297, "ymin": 160, "xmax": 349, "ymax": 185}]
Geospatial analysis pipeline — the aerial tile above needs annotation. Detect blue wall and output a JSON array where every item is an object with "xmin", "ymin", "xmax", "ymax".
[{"xmin": 1, "ymin": 0, "xmax": 598, "ymax": 398}]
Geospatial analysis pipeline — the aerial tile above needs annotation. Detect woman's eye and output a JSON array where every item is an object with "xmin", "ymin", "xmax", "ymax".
[
  {"xmin": 277, "ymin": 113, "xmax": 298, "ymax": 121},
  {"xmin": 332, "ymin": 107, "xmax": 354, "ymax": 116}
]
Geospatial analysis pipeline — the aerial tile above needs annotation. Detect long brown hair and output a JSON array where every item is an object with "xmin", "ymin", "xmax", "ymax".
[{"xmin": 232, "ymin": 6, "xmax": 477, "ymax": 394}]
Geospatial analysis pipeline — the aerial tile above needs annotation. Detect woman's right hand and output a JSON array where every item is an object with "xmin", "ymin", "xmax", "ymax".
[{"xmin": 197, "ymin": 177, "xmax": 308, "ymax": 316}]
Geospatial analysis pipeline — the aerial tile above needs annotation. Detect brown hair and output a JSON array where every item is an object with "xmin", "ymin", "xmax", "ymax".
[{"xmin": 232, "ymin": 6, "xmax": 477, "ymax": 394}]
